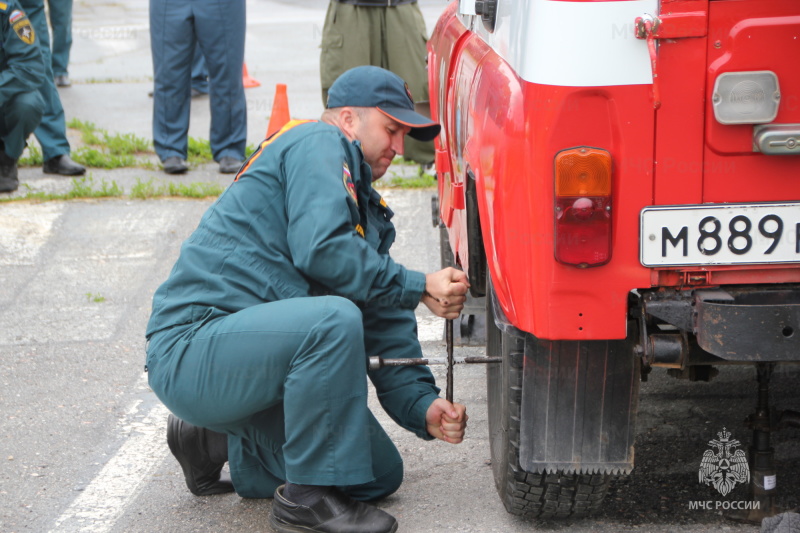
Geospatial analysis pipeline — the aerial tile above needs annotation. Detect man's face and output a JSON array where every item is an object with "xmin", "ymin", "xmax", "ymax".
[{"xmin": 353, "ymin": 108, "xmax": 411, "ymax": 180}]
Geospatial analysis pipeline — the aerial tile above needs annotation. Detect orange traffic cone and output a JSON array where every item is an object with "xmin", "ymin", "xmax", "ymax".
[
  {"xmin": 266, "ymin": 84, "xmax": 291, "ymax": 138},
  {"xmin": 242, "ymin": 63, "xmax": 260, "ymax": 88}
]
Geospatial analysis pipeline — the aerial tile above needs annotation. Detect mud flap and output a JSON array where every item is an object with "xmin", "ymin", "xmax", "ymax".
[{"xmin": 519, "ymin": 335, "xmax": 640, "ymax": 475}]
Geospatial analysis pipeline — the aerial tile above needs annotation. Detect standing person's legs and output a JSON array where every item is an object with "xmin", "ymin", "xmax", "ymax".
[
  {"xmin": 193, "ymin": 0, "xmax": 246, "ymax": 163},
  {"xmin": 47, "ymin": 0, "xmax": 74, "ymax": 79},
  {"xmin": 319, "ymin": 3, "xmax": 381, "ymax": 105},
  {"xmin": 385, "ymin": 4, "xmax": 434, "ymax": 165},
  {"xmin": 149, "ymin": 0, "xmax": 195, "ymax": 162},
  {"xmin": 146, "ymin": 297, "xmax": 378, "ymax": 495},
  {"xmin": 19, "ymin": 0, "xmax": 72, "ymax": 162}
]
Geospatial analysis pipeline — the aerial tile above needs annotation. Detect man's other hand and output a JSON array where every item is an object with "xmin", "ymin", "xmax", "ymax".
[
  {"xmin": 426, "ymin": 398, "xmax": 468, "ymax": 444},
  {"xmin": 421, "ymin": 267, "xmax": 469, "ymax": 319}
]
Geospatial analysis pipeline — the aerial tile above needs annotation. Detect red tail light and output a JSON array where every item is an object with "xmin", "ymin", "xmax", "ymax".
[{"xmin": 554, "ymin": 147, "xmax": 612, "ymax": 268}]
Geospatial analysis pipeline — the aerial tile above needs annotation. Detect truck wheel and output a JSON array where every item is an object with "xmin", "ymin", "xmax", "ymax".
[{"xmin": 486, "ymin": 281, "xmax": 612, "ymax": 519}]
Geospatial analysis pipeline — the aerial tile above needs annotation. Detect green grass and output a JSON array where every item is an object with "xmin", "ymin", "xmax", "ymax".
[
  {"xmin": 64, "ymin": 119, "xmax": 155, "ymax": 169},
  {"xmin": 17, "ymin": 119, "xmax": 226, "ymax": 171},
  {"xmin": 0, "ymin": 175, "xmax": 223, "ymax": 203},
  {"xmin": 0, "ymin": 176, "xmax": 124, "ymax": 202},
  {"xmin": 130, "ymin": 178, "xmax": 225, "ymax": 199},
  {"xmin": 187, "ymin": 137, "xmax": 213, "ymax": 164},
  {"xmin": 68, "ymin": 176, "xmax": 125, "ymax": 198},
  {"xmin": 391, "ymin": 156, "xmax": 417, "ymax": 166},
  {"xmin": 72, "ymin": 147, "xmax": 139, "ymax": 169},
  {"xmin": 85, "ymin": 293, "xmax": 106, "ymax": 303},
  {"xmin": 18, "ymin": 145, "xmax": 44, "ymax": 167},
  {"xmin": 15, "ymin": 119, "xmax": 159, "ymax": 169},
  {"xmin": 12, "ymin": 120, "xmax": 432, "ymax": 197},
  {"xmin": 0, "ymin": 176, "xmax": 123, "ymax": 202},
  {"xmin": 171, "ymin": 139, "xmax": 256, "ymax": 166},
  {"xmin": 382, "ymin": 172, "xmax": 436, "ymax": 188}
]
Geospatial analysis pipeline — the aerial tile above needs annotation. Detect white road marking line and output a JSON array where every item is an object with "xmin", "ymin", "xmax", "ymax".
[{"xmin": 50, "ymin": 375, "xmax": 169, "ymax": 533}]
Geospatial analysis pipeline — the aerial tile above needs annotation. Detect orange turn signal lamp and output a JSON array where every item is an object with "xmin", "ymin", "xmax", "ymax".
[{"xmin": 555, "ymin": 147, "xmax": 612, "ymax": 196}]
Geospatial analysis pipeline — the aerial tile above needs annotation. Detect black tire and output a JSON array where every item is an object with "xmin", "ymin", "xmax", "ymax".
[{"xmin": 486, "ymin": 278, "xmax": 612, "ymax": 519}]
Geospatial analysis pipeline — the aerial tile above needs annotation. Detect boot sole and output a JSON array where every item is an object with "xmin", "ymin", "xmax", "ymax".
[{"xmin": 268, "ymin": 512, "xmax": 399, "ymax": 533}]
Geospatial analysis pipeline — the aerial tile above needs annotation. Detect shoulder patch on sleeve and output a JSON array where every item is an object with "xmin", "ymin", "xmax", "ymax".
[
  {"xmin": 342, "ymin": 161, "xmax": 358, "ymax": 206},
  {"xmin": 12, "ymin": 18, "xmax": 35, "ymax": 45}
]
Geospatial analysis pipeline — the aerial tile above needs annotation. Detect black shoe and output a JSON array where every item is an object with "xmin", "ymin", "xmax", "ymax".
[
  {"xmin": 166, "ymin": 414, "xmax": 234, "ymax": 496},
  {"xmin": 162, "ymin": 156, "xmax": 189, "ymax": 174},
  {"xmin": 55, "ymin": 75, "xmax": 71, "ymax": 87},
  {"xmin": 0, "ymin": 151, "xmax": 18, "ymax": 193},
  {"xmin": 218, "ymin": 156, "xmax": 243, "ymax": 174},
  {"xmin": 269, "ymin": 485, "xmax": 398, "ymax": 533},
  {"xmin": 43, "ymin": 154, "xmax": 85, "ymax": 176},
  {"xmin": 0, "ymin": 154, "xmax": 19, "ymax": 192},
  {"xmin": 0, "ymin": 176, "xmax": 18, "ymax": 193}
]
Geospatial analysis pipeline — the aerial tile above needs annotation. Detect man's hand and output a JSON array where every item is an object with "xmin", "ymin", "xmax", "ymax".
[
  {"xmin": 421, "ymin": 267, "xmax": 469, "ymax": 319},
  {"xmin": 426, "ymin": 398, "xmax": 468, "ymax": 444}
]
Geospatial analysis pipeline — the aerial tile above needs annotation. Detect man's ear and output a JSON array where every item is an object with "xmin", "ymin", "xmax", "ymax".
[{"xmin": 339, "ymin": 107, "xmax": 359, "ymax": 141}]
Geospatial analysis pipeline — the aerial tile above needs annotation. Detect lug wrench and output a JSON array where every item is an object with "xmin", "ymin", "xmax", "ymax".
[{"xmin": 368, "ymin": 318, "xmax": 501, "ymax": 401}]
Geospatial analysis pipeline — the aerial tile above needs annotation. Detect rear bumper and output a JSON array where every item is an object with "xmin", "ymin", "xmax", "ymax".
[{"xmin": 643, "ymin": 285, "xmax": 800, "ymax": 362}]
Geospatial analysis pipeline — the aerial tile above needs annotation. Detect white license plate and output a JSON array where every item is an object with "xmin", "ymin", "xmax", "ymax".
[{"xmin": 640, "ymin": 203, "xmax": 800, "ymax": 267}]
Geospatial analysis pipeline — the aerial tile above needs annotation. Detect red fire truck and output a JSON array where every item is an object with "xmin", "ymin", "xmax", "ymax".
[{"xmin": 429, "ymin": 0, "xmax": 800, "ymax": 519}]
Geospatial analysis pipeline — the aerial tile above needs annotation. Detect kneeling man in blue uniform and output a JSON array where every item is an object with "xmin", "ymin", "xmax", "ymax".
[
  {"xmin": 145, "ymin": 66, "xmax": 469, "ymax": 533},
  {"xmin": 0, "ymin": 0, "xmax": 44, "ymax": 193}
]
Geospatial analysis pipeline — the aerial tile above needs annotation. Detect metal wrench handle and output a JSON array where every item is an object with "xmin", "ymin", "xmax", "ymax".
[{"xmin": 446, "ymin": 318, "xmax": 454, "ymax": 402}]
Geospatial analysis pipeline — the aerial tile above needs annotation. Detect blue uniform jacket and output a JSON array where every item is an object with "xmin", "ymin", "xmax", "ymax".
[
  {"xmin": 147, "ymin": 120, "xmax": 439, "ymax": 439},
  {"xmin": 0, "ymin": 0, "xmax": 44, "ymax": 108}
]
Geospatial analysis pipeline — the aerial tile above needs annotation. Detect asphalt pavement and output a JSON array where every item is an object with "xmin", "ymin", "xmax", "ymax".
[{"xmin": 1, "ymin": 1, "xmax": 798, "ymax": 532}]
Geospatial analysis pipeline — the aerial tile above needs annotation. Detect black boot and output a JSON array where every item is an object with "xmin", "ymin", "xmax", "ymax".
[
  {"xmin": 166, "ymin": 414, "xmax": 234, "ymax": 496},
  {"xmin": 0, "ymin": 150, "xmax": 19, "ymax": 193},
  {"xmin": 270, "ymin": 485, "xmax": 398, "ymax": 533},
  {"xmin": 43, "ymin": 154, "xmax": 85, "ymax": 176}
]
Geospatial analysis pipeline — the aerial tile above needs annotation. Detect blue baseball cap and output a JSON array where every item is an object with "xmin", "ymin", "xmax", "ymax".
[{"xmin": 326, "ymin": 66, "xmax": 441, "ymax": 142}]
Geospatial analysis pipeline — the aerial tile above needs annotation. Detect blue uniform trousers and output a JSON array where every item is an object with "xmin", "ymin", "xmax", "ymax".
[
  {"xmin": 191, "ymin": 43, "xmax": 209, "ymax": 94},
  {"xmin": 146, "ymin": 296, "xmax": 403, "ymax": 501},
  {"xmin": 18, "ymin": 0, "xmax": 71, "ymax": 160},
  {"xmin": 46, "ymin": 0, "xmax": 73, "ymax": 76},
  {"xmin": 0, "ymin": 92, "xmax": 45, "ymax": 159},
  {"xmin": 149, "ymin": 0, "xmax": 246, "ymax": 162}
]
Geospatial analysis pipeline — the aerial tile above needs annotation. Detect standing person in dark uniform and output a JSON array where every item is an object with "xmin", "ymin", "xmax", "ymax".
[
  {"xmin": 146, "ymin": 66, "xmax": 468, "ymax": 533},
  {"xmin": 0, "ymin": 0, "xmax": 45, "ymax": 193},
  {"xmin": 320, "ymin": 0, "xmax": 434, "ymax": 166},
  {"xmin": 18, "ymin": 0, "xmax": 85, "ymax": 176},
  {"xmin": 46, "ymin": 0, "xmax": 73, "ymax": 87},
  {"xmin": 149, "ymin": 0, "xmax": 246, "ymax": 175}
]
